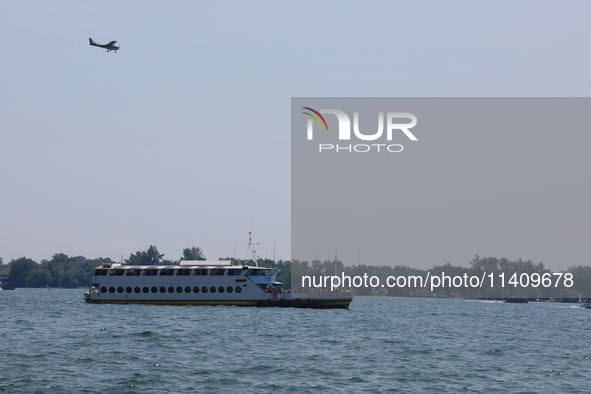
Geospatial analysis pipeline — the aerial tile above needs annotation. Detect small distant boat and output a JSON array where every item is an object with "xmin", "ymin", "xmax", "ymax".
[
  {"xmin": 1, "ymin": 283, "xmax": 16, "ymax": 290},
  {"xmin": 504, "ymin": 297, "xmax": 528, "ymax": 304},
  {"xmin": 579, "ymin": 293, "xmax": 591, "ymax": 309},
  {"xmin": 535, "ymin": 298, "xmax": 555, "ymax": 302}
]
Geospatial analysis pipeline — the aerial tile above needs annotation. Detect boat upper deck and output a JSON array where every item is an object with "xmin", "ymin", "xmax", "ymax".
[{"xmin": 92, "ymin": 262, "xmax": 279, "ymax": 277}]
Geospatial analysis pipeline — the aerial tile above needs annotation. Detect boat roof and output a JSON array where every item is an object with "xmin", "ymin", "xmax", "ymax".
[
  {"xmin": 97, "ymin": 263, "xmax": 275, "ymax": 270},
  {"xmin": 179, "ymin": 260, "xmax": 232, "ymax": 266}
]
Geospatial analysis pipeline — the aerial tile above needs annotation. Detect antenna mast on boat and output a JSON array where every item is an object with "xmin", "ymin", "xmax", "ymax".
[
  {"xmin": 334, "ymin": 253, "xmax": 338, "ymax": 276},
  {"xmin": 246, "ymin": 232, "xmax": 259, "ymax": 267}
]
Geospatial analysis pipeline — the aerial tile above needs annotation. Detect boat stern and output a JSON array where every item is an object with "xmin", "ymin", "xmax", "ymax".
[{"xmin": 85, "ymin": 285, "xmax": 100, "ymax": 303}]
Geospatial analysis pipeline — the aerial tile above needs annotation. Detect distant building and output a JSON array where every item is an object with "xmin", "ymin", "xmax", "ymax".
[{"xmin": 0, "ymin": 267, "xmax": 10, "ymax": 284}]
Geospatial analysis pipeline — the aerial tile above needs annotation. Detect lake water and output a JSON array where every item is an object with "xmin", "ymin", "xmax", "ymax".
[{"xmin": 1, "ymin": 289, "xmax": 590, "ymax": 393}]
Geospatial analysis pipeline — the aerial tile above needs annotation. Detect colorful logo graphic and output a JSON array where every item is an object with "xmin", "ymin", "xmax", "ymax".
[
  {"xmin": 301, "ymin": 106, "xmax": 418, "ymax": 153},
  {"xmin": 301, "ymin": 107, "xmax": 328, "ymax": 131}
]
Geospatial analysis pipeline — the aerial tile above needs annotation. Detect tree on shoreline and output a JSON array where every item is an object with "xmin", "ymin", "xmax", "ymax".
[
  {"xmin": 125, "ymin": 245, "xmax": 164, "ymax": 265},
  {"xmin": 181, "ymin": 247, "xmax": 206, "ymax": 261},
  {"xmin": 25, "ymin": 267, "xmax": 53, "ymax": 288},
  {"xmin": 8, "ymin": 257, "xmax": 38, "ymax": 287}
]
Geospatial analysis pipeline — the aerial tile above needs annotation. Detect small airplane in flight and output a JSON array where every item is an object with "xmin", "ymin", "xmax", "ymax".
[{"xmin": 89, "ymin": 38, "xmax": 119, "ymax": 52}]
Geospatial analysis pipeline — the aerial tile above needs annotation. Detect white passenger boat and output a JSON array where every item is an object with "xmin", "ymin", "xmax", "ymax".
[{"xmin": 84, "ymin": 260, "xmax": 355, "ymax": 308}]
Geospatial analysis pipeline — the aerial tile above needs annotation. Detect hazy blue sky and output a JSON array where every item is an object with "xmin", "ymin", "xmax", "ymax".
[{"xmin": 1, "ymin": 1, "xmax": 590, "ymax": 265}]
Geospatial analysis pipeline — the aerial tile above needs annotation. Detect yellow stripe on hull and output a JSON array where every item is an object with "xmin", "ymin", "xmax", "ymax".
[{"xmin": 89, "ymin": 299, "xmax": 352, "ymax": 308}]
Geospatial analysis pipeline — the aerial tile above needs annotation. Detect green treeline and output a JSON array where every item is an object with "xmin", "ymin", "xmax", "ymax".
[
  {"xmin": 5, "ymin": 255, "xmax": 113, "ymax": 288},
  {"xmin": 2, "ymin": 249, "xmax": 590, "ymax": 299},
  {"xmin": 3, "ymin": 245, "xmax": 206, "ymax": 288}
]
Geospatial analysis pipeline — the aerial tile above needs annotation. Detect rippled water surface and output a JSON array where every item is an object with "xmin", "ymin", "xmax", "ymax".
[{"xmin": 1, "ymin": 289, "xmax": 590, "ymax": 393}]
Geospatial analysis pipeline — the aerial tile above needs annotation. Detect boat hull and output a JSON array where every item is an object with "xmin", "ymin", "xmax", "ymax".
[{"xmin": 85, "ymin": 298, "xmax": 352, "ymax": 308}]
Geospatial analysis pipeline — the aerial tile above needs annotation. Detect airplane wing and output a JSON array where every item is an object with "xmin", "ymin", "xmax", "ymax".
[{"xmin": 107, "ymin": 41, "xmax": 117, "ymax": 46}]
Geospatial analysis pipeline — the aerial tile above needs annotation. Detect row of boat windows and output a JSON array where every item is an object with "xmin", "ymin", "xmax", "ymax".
[
  {"xmin": 99, "ymin": 285, "xmax": 243, "ymax": 295},
  {"xmin": 94, "ymin": 268, "xmax": 245, "ymax": 277}
]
